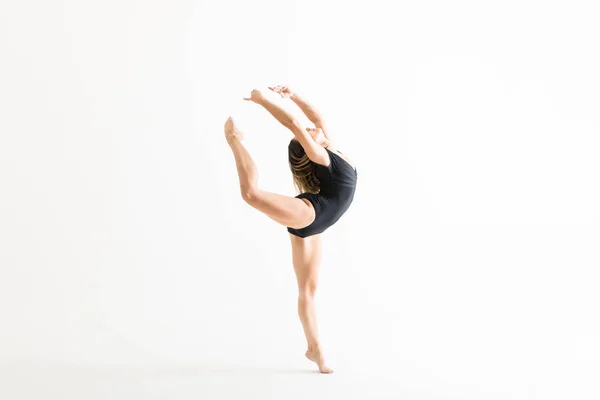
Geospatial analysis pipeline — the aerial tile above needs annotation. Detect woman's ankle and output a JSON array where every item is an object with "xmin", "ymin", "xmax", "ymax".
[{"xmin": 307, "ymin": 342, "xmax": 322, "ymax": 352}]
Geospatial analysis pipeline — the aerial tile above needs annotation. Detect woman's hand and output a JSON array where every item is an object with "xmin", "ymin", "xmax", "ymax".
[
  {"xmin": 268, "ymin": 85, "xmax": 294, "ymax": 99},
  {"xmin": 243, "ymin": 89, "xmax": 266, "ymax": 103}
]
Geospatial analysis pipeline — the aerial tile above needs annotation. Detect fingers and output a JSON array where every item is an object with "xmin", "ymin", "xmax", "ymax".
[
  {"xmin": 268, "ymin": 86, "xmax": 282, "ymax": 97},
  {"xmin": 246, "ymin": 86, "xmax": 285, "ymax": 101}
]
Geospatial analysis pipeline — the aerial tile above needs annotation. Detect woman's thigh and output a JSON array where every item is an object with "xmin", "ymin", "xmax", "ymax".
[{"xmin": 246, "ymin": 189, "xmax": 316, "ymax": 229}]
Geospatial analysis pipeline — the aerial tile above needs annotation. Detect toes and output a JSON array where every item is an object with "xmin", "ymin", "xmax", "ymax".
[{"xmin": 320, "ymin": 366, "xmax": 333, "ymax": 374}]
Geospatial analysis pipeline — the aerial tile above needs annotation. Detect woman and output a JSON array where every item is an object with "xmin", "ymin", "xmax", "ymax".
[{"xmin": 224, "ymin": 85, "xmax": 358, "ymax": 374}]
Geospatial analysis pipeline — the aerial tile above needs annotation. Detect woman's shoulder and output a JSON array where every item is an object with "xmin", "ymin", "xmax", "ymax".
[{"xmin": 324, "ymin": 146, "xmax": 356, "ymax": 171}]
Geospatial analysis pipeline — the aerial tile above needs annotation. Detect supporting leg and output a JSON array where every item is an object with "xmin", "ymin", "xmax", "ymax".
[{"xmin": 289, "ymin": 233, "xmax": 333, "ymax": 374}]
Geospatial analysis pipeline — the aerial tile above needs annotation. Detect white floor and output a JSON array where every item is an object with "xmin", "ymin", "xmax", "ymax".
[
  {"xmin": 2, "ymin": 356, "xmax": 598, "ymax": 400},
  {"xmin": 0, "ymin": 362, "xmax": 496, "ymax": 400}
]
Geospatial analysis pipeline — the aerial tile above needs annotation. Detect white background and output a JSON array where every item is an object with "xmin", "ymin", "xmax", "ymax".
[{"xmin": 1, "ymin": 0, "xmax": 599, "ymax": 399}]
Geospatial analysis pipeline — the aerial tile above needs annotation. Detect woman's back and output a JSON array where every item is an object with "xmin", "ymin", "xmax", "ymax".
[{"xmin": 288, "ymin": 148, "xmax": 357, "ymax": 238}]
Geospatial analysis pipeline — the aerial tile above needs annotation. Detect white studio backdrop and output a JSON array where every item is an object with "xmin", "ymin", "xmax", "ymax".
[{"xmin": 1, "ymin": 0, "xmax": 599, "ymax": 398}]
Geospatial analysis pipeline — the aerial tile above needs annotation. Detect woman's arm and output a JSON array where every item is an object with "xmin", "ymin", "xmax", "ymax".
[
  {"xmin": 290, "ymin": 93, "xmax": 324, "ymax": 126},
  {"xmin": 269, "ymin": 86, "xmax": 331, "ymax": 140},
  {"xmin": 245, "ymin": 89, "xmax": 328, "ymax": 164},
  {"xmin": 248, "ymin": 90, "xmax": 296, "ymax": 130}
]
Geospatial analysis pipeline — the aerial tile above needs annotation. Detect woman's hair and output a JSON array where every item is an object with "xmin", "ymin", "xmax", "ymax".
[{"xmin": 288, "ymin": 139, "xmax": 320, "ymax": 194}]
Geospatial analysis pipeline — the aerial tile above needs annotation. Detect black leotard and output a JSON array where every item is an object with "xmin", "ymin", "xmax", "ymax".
[{"xmin": 287, "ymin": 148, "xmax": 358, "ymax": 238}]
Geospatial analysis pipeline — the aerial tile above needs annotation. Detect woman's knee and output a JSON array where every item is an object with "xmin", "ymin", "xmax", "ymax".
[{"xmin": 299, "ymin": 282, "xmax": 318, "ymax": 299}]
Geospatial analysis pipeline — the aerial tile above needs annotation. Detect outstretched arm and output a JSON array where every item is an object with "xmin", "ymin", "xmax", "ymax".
[
  {"xmin": 269, "ymin": 85, "xmax": 331, "ymax": 140},
  {"xmin": 245, "ymin": 89, "xmax": 296, "ymax": 130},
  {"xmin": 244, "ymin": 89, "xmax": 328, "ymax": 165}
]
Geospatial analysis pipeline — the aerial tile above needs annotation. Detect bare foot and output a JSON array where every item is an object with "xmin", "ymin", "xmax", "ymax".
[
  {"xmin": 305, "ymin": 347, "xmax": 334, "ymax": 374},
  {"xmin": 224, "ymin": 116, "xmax": 244, "ymax": 144}
]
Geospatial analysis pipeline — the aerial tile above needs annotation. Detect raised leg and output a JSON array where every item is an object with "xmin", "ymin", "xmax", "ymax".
[
  {"xmin": 224, "ymin": 117, "xmax": 315, "ymax": 228},
  {"xmin": 289, "ymin": 233, "xmax": 333, "ymax": 374}
]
